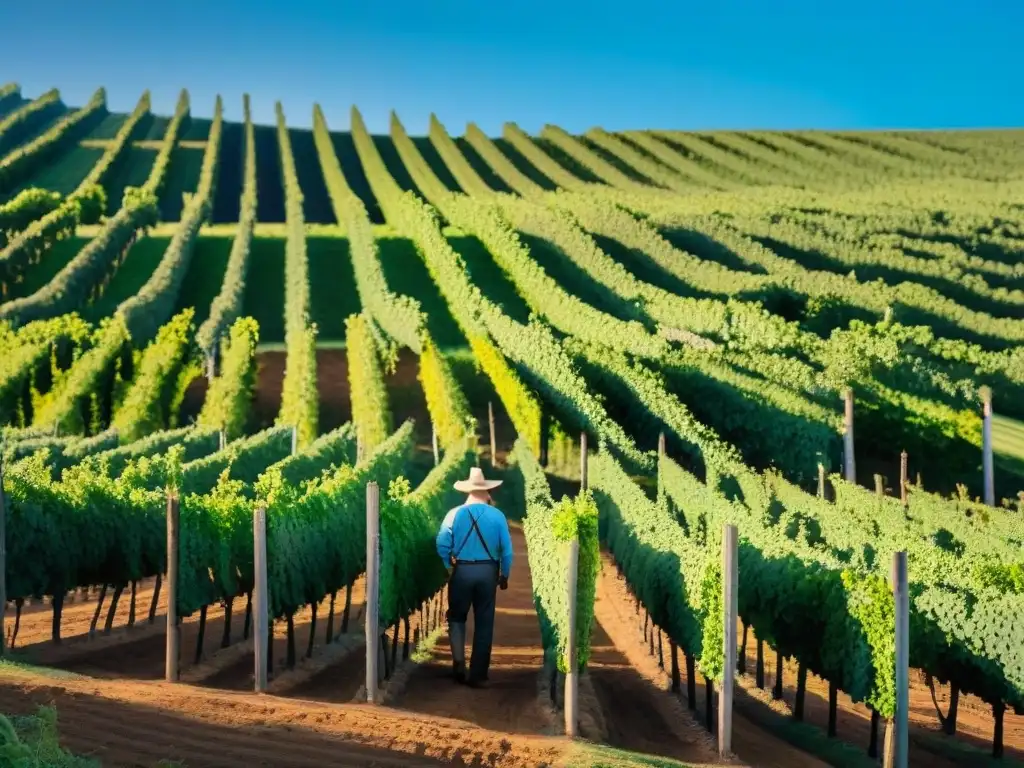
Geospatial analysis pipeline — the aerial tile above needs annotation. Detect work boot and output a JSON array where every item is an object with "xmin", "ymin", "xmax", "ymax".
[{"xmin": 449, "ymin": 622, "xmax": 467, "ymax": 683}]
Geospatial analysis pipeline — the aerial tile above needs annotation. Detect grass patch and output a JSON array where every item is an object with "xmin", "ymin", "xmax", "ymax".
[
  {"xmin": 377, "ymin": 235, "xmax": 465, "ymax": 349},
  {"xmin": 534, "ymin": 136, "xmax": 604, "ymax": 184},
  {"xmin": 2, "ymin": 705, "xmax": 100, "ymax": 767},
  {"xmin": 254, "ymin": 124, "xmax": 285, "ymax": 223},
  {"xmin": 0, "ymin": 105, "xmax": 68, "ymax": 156},
  {"xmin": 9, "ymin": 146, "xmax": 104, "ymax": 198},
  {"xmin": 8, "ymin": 236, "xmax": 91, "ymax": 300},
  {"xmin": 330, "ymin": 131, "xmax": 383, "ymax": 224},
  {"xmin": 103, "ymin": 147, "xmax": 158, "ymax": 215},
  {"xmin": 562, "ymin": 743, "xmax": 702, "ymax": 768},
  {"xmin": 80, "ymin": 112, "xmax": 127, "ymax": 140},
  {"xmin": 371, "ymin": 135, "xmax": 422, "ymax": 196},
  {"xmin": 308, "ymin": 232, "xmax": 361, "ymax": 342},
  {"xmin": 518, "ymin": 232, "xmax": 644, "ymax": 322},
  {"xmin": 492, "ymin": 137, "xmax": 558, "ymax": 191},
  {"xmin": 0, "ymin": 94, "xmax": 25, "ymax": 121},
  {"xmin": 242, "ymin": 235, "xmax": 286, "ymax": 344},
  {"xmin": 588, "ymin": 232, "xmax": 711, "ymax": 300},
  {"xmin": 454, "ymin": 136, "xmax": 512, "ymax": 193},
  {"xmin": 289, "ymin": 128, "xmax": 336, "ymax": 225},
  {"xmin": 0, "ymin": 658, "xmax": 88, "ymax": 681},
  {"xmin": 84, "ymin": 236, "xmax": 169, "ymax": 322},
  {"xmin": 410, "ymin": 624, "xmax": 446, "ymax": 663},
  {"xmin": 159, "ymin": 146, "xmax": 205, "ymax": 221},
  {"xmin": 140, "ymin": 115, "xmax": 170, "ymax": 141},
  {"xmin": 210, "ymin": 120, "xmax": 243, "ymax": 224},
  {"xmin": 446, "ymin": 233, "xmax": 533, "ymax": 324},
  {"xmin": 173, "ymin": 230, "xmax": 234, "ymax": 327},
  {"xmin": 181, "ymin": 116, "xmax": 212, "ymax": 142},
  {"xmin": 411, "ymin": 136, "xmax": 463, "ymax": 193}
]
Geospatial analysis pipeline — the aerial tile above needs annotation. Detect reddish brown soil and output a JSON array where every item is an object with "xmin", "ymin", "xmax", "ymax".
[
  {"xmin": 317, "ymin": 348, "xmax": 352, "ymax": 433},
  {"xmin": 592, "ymin": 553, "xmax": 818, "ymax": 768},
  {"xmin": 0, "ymin": 671, "xmax": 569, "ymax": 767},
  {"xmin": 250, "ymin": 350, "xmax": 285, "ymax": 432}
]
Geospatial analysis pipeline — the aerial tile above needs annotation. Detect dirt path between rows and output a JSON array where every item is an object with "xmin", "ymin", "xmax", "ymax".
[
  {"xmin": 592, "ymin": 552, "xmax": 815, "ymax": 768},
  {"xmin": 0, "ymin": 670, "xmax": 568, "ymax": 767},
  {"xmin": 388, "ymin": 525, "xmax": 552, "ymax": 735}
]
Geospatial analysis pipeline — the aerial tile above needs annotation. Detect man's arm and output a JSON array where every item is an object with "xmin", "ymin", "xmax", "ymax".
[
  {"xmin": 498, "ymin": 514, "xmax": 513, "ymax": 578},
  {"xmin": 436, "ymin": 509, "xmax": 458, "ymax": 567}
]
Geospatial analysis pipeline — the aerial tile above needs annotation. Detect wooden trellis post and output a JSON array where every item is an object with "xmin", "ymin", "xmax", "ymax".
[
  {"xmin": 165, "ymin": 494, "xmax": 180, "ymax": 682},
  {"xmin": 843, "ymin": 388, "xmax": 856, "ymax": 484},
  {"xmin": 981, "ymin": 387, "xmax": 994, "ymax": 506},
  {"xmin": 365, "ymin": 482, "xmax": 380, "ymax": 702},
  {"xmin": 719, "ymin": 524, "xmax": 738, "ymax": 756},
  {"xmin": 253, "ymin": 506, "xmax": 269, "ymax": 692},
  {"xmin": 565, "ymin": 537, "xmax": 580, "ymax": 737}
]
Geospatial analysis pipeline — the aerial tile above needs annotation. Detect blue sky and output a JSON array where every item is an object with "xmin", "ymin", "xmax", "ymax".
[{"xmin": 3, "ymin": 0, "xmax": 1021, "ymax": 135}]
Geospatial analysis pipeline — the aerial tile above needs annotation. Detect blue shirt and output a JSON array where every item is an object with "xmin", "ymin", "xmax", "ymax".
[{"xmin": 436, "ymin": 502, "xmax": 513, "ymax": 577}]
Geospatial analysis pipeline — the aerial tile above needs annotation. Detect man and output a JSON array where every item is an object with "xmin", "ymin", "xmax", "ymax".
[{"xmin": 435, "ymin": 466, "xmax": 513, "ymax": 688}]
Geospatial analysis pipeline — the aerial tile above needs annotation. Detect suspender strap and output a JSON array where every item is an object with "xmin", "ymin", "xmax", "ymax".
[{"xmin": 452, "ymin": 506, "xmax": 497, "ymax": 563}]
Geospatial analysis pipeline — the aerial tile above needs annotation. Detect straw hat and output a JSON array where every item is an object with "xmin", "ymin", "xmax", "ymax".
[{"xmin": 454, "ymin": 466, "xmax": 503, "ymax": 493}]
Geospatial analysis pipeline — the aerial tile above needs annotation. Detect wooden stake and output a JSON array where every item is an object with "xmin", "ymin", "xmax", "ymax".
[
  {"xmin": 719, "ymin": 524, "xmax": 737, "ymax": 757},
  {"xmin": 817, "ymin": 463, "xmax": 825, "ymax": 499},
  {"xmin": 875, "ymin": 474, "xmax": 885, "ymax": 498},
  {"xmin": 291, "ymin": 425, "xmax": 298, "ymax": 456},
  {"xmin": 253, "ymin": 506, "xmax": 269, "ymax": 692},
  {"xmin": 843, "ymin": 388, "xmax": 856, "ymax": 484},
  {"xmin": 165, "ymin": 494, "xmax": 180, "ymax": 682},
  {"xmin": 365, "ymin": 481, "xmax": 380, "ymax": 702},
  {"xmin": 981, "ymin": 387, "xmax": 994, "ymax": 506},
  {"xmin": 891, "ymin": 551, "xmax": 909, "ymax": 768},
  {"xmin": 432, "ymin": 426, "xmax": 439, "ymax": 466},
  {"xmin": 565, "ymin": 537, "xmax": 580, "ymax": 737},
  {"xmin": 900, "ymin": 451, "xmax": 908, "ymax": 506}
]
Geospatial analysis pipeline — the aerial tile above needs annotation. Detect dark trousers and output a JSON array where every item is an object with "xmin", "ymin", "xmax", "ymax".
[{"xmin": 447, "ymin": 561, "xmax": 499, "ymax": 681}]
